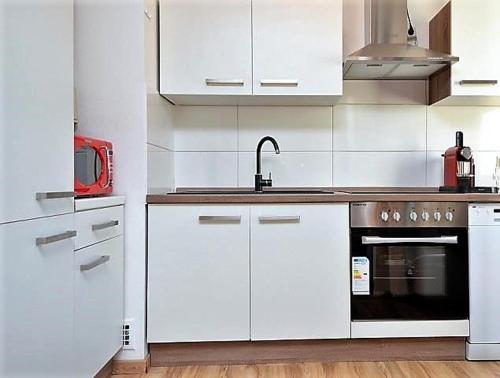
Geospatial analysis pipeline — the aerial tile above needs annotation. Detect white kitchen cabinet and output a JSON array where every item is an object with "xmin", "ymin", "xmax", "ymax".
[
  {"xmin": 159, "ymin": 0, "xmax": 253, "ymax": 97},
  {"xmin": 0, "ymin": 0, "xmax": 74, "ymax": 224},
  {"xmin": 147, "ymin": 205, "xmax": 250, "ymax": 342},
  {"xmin": 73, "ymin": 197, "xmax": 125, "ymax": 378},
  {"xmin": 0, "ymin": 214, "xmax": 76, "ymax": 377},
  {"xmin": 74, "ymin": 235, "xmax": 124, "ymax": 378},
  {"xmin": 429, "ymin": 0, "xmax": 500, "ymax": 105},
  {"xmin": 252, "ymin": 0, "xmax": 343, "ymax": 96},
  {"xmin": 159, "ymin": 0, "xmax": 343, "ymax": 105},
  {"xmin": 250, "ymin": 204, "xmax": 350, "ymax": 340}
]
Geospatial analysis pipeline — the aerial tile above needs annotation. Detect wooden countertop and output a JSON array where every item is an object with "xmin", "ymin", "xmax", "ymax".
[{"xmin": 147, "ymin": 187, "xmax": 500, "ymax": 204}]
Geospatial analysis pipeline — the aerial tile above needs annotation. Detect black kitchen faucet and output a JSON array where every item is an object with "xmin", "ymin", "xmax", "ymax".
[{"xmin": 255, "ymin": 136, "xmax": 280, "ymax": 192}]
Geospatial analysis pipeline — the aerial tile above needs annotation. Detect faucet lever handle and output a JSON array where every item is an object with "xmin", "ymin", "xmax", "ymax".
[{"xmin": 268, "ymin": 172, "xmax": 272, "ymax": 180}]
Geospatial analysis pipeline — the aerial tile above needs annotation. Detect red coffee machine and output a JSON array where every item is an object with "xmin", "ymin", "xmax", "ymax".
[{"xmin": 440, "ymin": 131, "xmax": 476, "ymax": 192}]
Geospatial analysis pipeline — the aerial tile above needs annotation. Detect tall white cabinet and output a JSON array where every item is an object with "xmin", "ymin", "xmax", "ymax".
[
  {"xmin": 0, "ymin": 0, "xmax": 74, "ymax": 224},
  {"xmin": 159, "ymin": 0, "xmax": 343, "ymax": 104}
]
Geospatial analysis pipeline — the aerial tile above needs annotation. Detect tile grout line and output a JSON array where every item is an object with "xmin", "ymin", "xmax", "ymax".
[{"xmin": 237, "ymin": 106, "xmax": 240, "ymax": 187}]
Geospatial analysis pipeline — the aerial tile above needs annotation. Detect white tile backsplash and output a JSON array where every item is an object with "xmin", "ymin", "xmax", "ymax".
[
  {"xmin": 174, "ymin": 106, "xmax": 237, "ymax": 151},
  {"xmin": 175, "ymin": 152, "xmax": 238, "ymax": 187},
  {"xmin": 238, "ymin": 106, "xmax": 333, "ymax": 152},
  {"xmin": 333, "ymin": 152, "xmax": 427, "ymax": 187},
  {"xmin": 334, "ymin": 105, "xmax": 427, "ymax": 151},
  {"xmin": 151, "ymin": 103, "xmax": 500, "ymax": 189},
  {"xmin": 428, "ymin": 106, "xmax": 500, "ymax": 151},
  {"xmin": 238, "ymin": 151, "xmax": 333, "ymax": 187},
  {"xmin": 147, "ymin": 144, "xmax": 174, "ymax": 192}
]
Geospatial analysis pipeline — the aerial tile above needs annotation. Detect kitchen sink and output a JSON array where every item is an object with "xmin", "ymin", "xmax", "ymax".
[{"xmin": 172, "ymin": 188, "xmax": 345, "ymax": 195}]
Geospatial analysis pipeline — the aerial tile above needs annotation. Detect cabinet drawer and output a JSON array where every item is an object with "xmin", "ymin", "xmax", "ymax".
[
  {"xmin": 74, "ymin": 235, "xmax": 124, "ymax": 377},
  {"xmin": 75, "ymin": 206, "xmax": 123, "ymax": 249}
]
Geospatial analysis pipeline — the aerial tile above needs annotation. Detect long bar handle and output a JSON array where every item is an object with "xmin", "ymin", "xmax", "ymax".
[
  {"xmin": 92, "ymin": 220, "xmax": 119, "ymax": 231},
  {"xmin": 260, "ymin": 79, "xmax": 299, "ymax": 87},
  {"xmin": 459, "ymin": 80, "xmax": 498, "ymax": 85},
  {"xmin": 36, "ymin": 191, "xmax": 74, "ymax": 200},
  {"xmin": 80, "ymin": 255, "xmax": 110, "ymax": 271},
  {"xmin": 198, "ymin": 215, "xmax": 241, "ymax": 222},
  {"xmin": 362, "ymin": 236, "xmax": 458, "ymax": 245},
  {"xmin": 36, "ymin": 230, "xmax": 77, "ymax": 246},
  {"xmin": 205, "ymin": 79, "xmax": 244, "ymax": 87},
  {"xmin": 259, "ymin": 215, "xmax": 301, "ymax": 222}
]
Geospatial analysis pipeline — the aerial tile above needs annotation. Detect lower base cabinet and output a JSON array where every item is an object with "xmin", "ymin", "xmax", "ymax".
[
  {"xmin": 147, "ymin": 203, "xmax": 351, "ymax": 343},
  {"xmin": 0, "ymin": 214, "xmax": 76, "ymax": 378},
  {"xmin": 148, "ymin": 205, "xmax": 251, "ymax": 342},
  {"xmin": 74, "ymin": 235, "xmax": 124, "ymax": 377},
  {"xmin": 250, "ymin": 204, "xmax": 350, "ymax": 340}
]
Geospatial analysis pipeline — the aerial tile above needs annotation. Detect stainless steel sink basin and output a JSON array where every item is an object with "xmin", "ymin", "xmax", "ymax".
[{"xmin": 172, "ymin": 188, "xmax": 342, "ymax": 195}]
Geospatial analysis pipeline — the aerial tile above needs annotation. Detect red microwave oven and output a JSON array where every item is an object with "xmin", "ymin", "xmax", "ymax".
[{"xmin": 74, "ymin": 135, "xmax": 113, "ymax": 197}]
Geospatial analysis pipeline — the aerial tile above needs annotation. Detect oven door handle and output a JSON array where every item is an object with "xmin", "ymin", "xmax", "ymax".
[{"xmin": 361, "ymin": 236, "xmax": 458, "ymax": 245}]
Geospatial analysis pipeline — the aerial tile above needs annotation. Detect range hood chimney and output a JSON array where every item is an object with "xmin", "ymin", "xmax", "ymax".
[{"xmin": 343, "ymin": 0, "xmax": 458, "ymax": 80}]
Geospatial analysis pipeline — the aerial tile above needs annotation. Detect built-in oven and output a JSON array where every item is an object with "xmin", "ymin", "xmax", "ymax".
[{"xmin": 350, "ymin": 202, "xmax": 469, "ymax": 322}]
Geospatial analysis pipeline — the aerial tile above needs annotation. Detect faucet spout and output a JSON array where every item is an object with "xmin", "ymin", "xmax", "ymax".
[{"xmin": 255, "ymin": 136, "xmax": 280, "ymax": 192}]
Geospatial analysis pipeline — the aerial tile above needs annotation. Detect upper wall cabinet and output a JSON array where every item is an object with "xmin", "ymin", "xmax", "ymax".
[
  {"xmin": 429, "ymin": 0, "xmax": 500, "ymax": 105},
  {"xmin": 159, "ymin": 0, "xmax": 343, "ymax": 105},
  {"xmin": 160, "ymin": 0, "xmax": 253, "ymax": 97},
  {"xmin": 252, "ymin": 0, "xmax": 342, "ymax": 97}
]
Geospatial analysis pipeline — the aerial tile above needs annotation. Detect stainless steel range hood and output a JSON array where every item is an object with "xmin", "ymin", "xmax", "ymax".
[{"xmin": 343, "ymin": 0, "xmax": 458, "ymax": 80}]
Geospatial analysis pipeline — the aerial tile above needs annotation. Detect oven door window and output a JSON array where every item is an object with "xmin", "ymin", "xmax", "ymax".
[
  {"xmin": 351, "ymin": 228, "xmax": 468, "ymax": 321},
  {"xmin": 373, "ymin": 246, "xmax": 446, "ymax": 298}
]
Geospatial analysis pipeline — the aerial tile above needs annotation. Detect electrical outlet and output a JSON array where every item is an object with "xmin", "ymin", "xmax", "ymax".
[{"xmin": 122, "ymin": 319, "xmax": 135, "ymax": 350}]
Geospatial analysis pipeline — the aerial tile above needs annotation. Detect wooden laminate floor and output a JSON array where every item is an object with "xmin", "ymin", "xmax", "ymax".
[{"xmin": 113, "ymin": 361, "xmax": 500, "ymax": 378}]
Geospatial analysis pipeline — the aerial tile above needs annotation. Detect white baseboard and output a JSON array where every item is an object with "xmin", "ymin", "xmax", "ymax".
[{"xmin": 351, "ymin": 320, "xmax": 469, "ymax": 339}]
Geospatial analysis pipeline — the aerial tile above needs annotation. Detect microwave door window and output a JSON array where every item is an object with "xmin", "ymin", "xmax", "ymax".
[{"xmin": 75, "ymin": 146, "xmax": 101, "ymax": 185}]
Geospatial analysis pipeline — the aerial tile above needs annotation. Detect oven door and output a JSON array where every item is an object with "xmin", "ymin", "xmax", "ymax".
[{"xmin": 351, "ymin": 228, "xmax": 468, "ymax": 321}]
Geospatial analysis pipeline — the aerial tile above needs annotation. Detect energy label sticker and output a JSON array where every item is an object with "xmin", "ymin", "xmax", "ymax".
[{"xmin": 352, "ymin": 257, "xmax": 370, "ymax": 295}]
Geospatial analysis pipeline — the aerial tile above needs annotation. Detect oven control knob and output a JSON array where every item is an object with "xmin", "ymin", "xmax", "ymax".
[
  {"xmin": 434, "ymin": 211, "xmax": 442, "ymax": 222},
  {"xmin": 380, "ymin": 211, "xmax": 389, "ymax": 222},
  {"xmin": 393, "ymin": 211, "xmax": 401, "ymax": 222},
  {"xmin": 445, "ymin": 211, "xmax": 454, "ymax": 222},
  {"xmin": 421, "ymin": 211, "xmax": 430, "ymax": 222},
  {"xmin": 409, "ymin": 210, "xmax": 418, "ymax": 222}
]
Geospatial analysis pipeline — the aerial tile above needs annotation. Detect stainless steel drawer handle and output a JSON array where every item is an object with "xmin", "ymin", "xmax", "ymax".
[
  {"xmin": 205, "ymin": 79, "xmax": 244, "ymax": 87},
  {"xmin": 361, "ymin": 236, "xmax": 458, "ymax": 245},
  {"xmin": 36, "ymin": 191, "xmax": 74, "ymax": 200},
  {"xmin": 459, "ymin": 80, "xmax": 498, "ymax": 85},
  {"xmin": 92, "ymin": 220, "xmax": 119, "ymax": 231},
  {"xmin": 259, "ymin": 215, "xmax": 301, "ymax": 222},
  {"xmin": 198, "ymin": 215, "xmax": 241, "ymax": 222},
  {"xmin": 36, "ymin": 230, "xmax": 77, "ymax": 246},
  {"xmin": 80, "ymin": 255, "xmax": 110, "ymax": 271},
  {"xmin": 260, "ymin": 80, "xmax": 299, "ymax": 87}
]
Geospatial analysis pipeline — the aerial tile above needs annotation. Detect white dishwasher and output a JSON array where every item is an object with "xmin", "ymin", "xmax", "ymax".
[{"xmin": 467, "ymin": 204, "xmax": 500, "ymax": 360}]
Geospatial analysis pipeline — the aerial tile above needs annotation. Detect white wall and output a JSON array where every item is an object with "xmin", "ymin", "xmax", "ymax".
[
  {"xmin": 172, "ymin": 98, "xmax": 500, "ymax": 188},
  {"xmin": 74, "ymin": 0, "xmax": 148, "ymax": 360},
  {"xmin": 145, "ymin": 0, "xmax": 175, "ymax": 193}
]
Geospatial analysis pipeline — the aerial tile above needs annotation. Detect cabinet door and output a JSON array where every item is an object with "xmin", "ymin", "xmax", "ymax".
[
  {"xmin": 74, "ymin": 235, "xmax": 124, "ymax": 378},
  {"xmin": 160, "ymin": 0, "xmax": 252, "ymax": 95},
  {"xmin": 0, "ymin": 0, "xmax": 74, "ymax": 224},
  {"xmin": 148, "ymin": 205, "xmax": 250, "ymax": 342},
  {"xmin": 451, "ymin": 0, "xmax": 500, "ymax": 96},
  {"xmin": 0, "ymin": 214, "xmax": 75, "ymax": 377},
  {"xmin": 252, "ymin": 0, "xmax": 342, "ymax": 96},
  {"xmin": 251, "ymin": 204, "xmax": 350, "ymax": 340}
]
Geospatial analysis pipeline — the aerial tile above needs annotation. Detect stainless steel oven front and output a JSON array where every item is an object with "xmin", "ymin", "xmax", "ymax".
[{"xmin": 350, "ymin": 202, "xmax": 469, "ymax": 321}]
